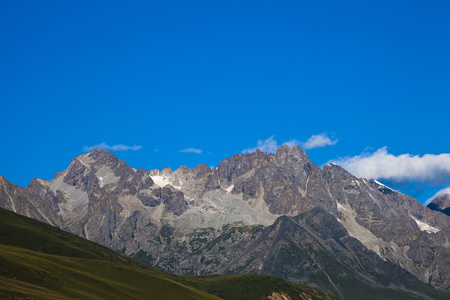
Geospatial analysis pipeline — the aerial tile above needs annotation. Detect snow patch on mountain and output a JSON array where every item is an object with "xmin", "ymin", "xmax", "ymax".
[
  {"xmin": 373, "ymin": 180, "xmax": 396, "ymax": 192},
  {"xmin": 411, "ymin": 216, "xmax": 440, "ymax": 234},
  {"xmin": 224, "ymin": 184, "xmax": 234, "ymax": 193},
  {"xmin": 151, "ymin": 175, "xmax": 173, "ymax": 187}
]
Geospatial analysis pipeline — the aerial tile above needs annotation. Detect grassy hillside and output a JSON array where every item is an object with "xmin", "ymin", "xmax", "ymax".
[
  {"xmin": 0, "ymin": 244, "xmax": 221, "ymax": 300},
  {"xmin": 0, "ymin": 206, "xmax": 135, "ymax": 264},
  {"xmin": 0, "ymin": 207, "xmax": 341, "ymax": 300},
  {"xmin": 179, "ymin": 274, "xmax": 340, "ymax": 300},
  {"xmin": 1, "ymin": 206, "xmax": 449, "ymax": 300}
]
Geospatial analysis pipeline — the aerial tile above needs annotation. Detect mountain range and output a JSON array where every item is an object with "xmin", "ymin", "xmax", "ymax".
[
  {"xmin": 0, "ymin": 205, "xmax": 340, "ymax": 300},
  {"xmin": 1, "ymin": 145, "xmax": 449, "ymax": 299}
]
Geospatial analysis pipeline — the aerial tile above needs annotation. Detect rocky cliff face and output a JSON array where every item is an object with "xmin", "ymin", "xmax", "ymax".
[
  {"xmin": 0, "ymin": 175, "xmax": 65, "ymax": 229},
  {"xmin": 1, "ymin": 146, "xmax": 449, "ymax": 298}
]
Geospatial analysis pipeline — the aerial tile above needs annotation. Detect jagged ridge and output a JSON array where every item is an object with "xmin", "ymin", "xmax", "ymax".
[{"xmin": 1, "ymin": 145, "xmax": 449, "ymax": 299}]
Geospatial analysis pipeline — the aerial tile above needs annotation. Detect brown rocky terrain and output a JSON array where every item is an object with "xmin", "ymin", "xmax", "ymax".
[{"xmin": 1, "ymin": 146, "xmax": 449, "ymax": 299}]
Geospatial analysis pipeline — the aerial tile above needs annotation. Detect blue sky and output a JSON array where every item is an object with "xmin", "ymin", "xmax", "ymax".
[{"xmin": 1, "ymin": 1, "xmax": 449, "ymax": 204}]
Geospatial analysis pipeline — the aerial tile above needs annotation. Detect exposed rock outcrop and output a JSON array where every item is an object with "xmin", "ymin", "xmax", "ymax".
[{"xmin": 1, "ymin": 146, "xmax": 449, "ymax": 298}]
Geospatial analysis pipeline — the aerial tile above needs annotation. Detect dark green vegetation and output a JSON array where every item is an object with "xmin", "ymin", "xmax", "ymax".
[
  {"xmin": 179, "ymin": 274, "xmax": 340, "ymax": 300},
  {"xmin": 0, "ymin": 207, "xmax": 219, "ymax": 300},
  {"xmin": 0, "ymin": 244, "xmax": 219, "ymax": 300},
  {"xmin": 0, "ymin": 207, "xmax": 341, "ymax": 300}
]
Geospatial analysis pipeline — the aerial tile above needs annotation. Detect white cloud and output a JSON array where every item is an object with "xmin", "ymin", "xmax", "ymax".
[
  {"xmin": 83, "ymin": 142, "xmax": 142, "ymax": 152},
  {"xmin": 332, "ymin": 147, "xmax": 450, "ymax": 184},
  {"xmin": 425, "ymin": 186, "xmax": 450, "ymax": 205},
  {"xmin": 243, "ymin": 133, "xmax": 337, "ymax": 154},
  {"xmin": 243, "ymin": 136, "xmax": 279, "ymax": 153},
  {"xmin": 284, "ymin": 139, "xmax": 301, "ymax": 148},
  {"xmin": 301, "ymin": 133, "xmax": 338, "ymax": 150},
  {"xmin": 179, "ymin": 148, "xmax": 203, "ymax": 154}
]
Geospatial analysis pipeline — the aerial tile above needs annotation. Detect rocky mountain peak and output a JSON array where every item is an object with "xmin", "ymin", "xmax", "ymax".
[
  {"xmin": 58, "ymin": 149, "xmax": 133, "ymax": 191},
  {"xmin": 2, "ymin": 146, "xmax": 450, "ymax": 297},
  {"xmin": 88, "ymin": 147, "xmax": 114, "ymax": 159},
  {"xmin": 428, "ymin": 193, "xmax": 450, "ymax": 216},
  {"xmin": 193, "ymin": 163, "xmax": 211, "ymax": 174},
  {"xmin": 178, "ymin": 163, "xmax": 211, "ymax": 180},
  {"xmin": 27, "ymin": 177, "xmax": 49, "ymax": 190},
  {"xmin": 0, "ymin": 175, "xmax": 16, "ymax": 188},
  {"xmin": 83, "ymin": 148, "xmax": 126, "ymax": 170},
  {"xmin": 161, "ymin": 167, "xmax": 174, "ymax": 176},
  {"xmin": 323, "ymin": 162, "xmax": 356, "ymax": 182},
  {"xmin": 275, "ymin": 144, "xmax": 310, "ymax": 166},
  {"xmin": 0, "ymin": 176, "xmax": 65, "ymax": 228}
]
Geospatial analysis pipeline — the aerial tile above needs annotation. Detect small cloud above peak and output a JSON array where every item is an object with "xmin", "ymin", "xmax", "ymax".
[
  {"xmin": 243, "ymin": 136, "xmax": 278, "ymax": 154},
  {"xmin": 179, "ymin": 148, "xmax": 203, "ymax": 154},
  {"xmin": 301, "ymin": 133, "xmax": 338, "ymax": 150},
  {"xmin": 243, "ymin": 133, "xmax": 338, "ymax": 154},
  {"xmin": 83, "ymin": 143, "xmax": 142, "ymax": 152}
]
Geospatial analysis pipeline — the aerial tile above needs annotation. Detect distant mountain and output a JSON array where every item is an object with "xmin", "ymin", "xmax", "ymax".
[
  {"xmin": 1, "ymin": 146, "xmax": 449, "ymax": 299},
  {"xmin": 0, "ymin": 206, "xmax": 341, "ymax": 300},
  {"xmin": 427, "ymin": 193, "xmax": 450, "ymax": 216},
  {"xmin": 0, "ymin": 175, "xmax": 65, "ymax": 229}
]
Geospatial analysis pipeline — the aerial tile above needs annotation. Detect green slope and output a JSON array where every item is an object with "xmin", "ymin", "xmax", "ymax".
[
  {"xmin": 178, "ymin": 274, "xmax": 341, "ymax": 300},
  {"xmin": 0, "ymin": 208, "xmax": 340, "ymax": 300},
  {"xmin": 0, "ymin": 206, "xmax": 135, "ymax": 264},
  {"xmin": 0, "ymin": 244, "xmax": 219, "ymax": 300},
  {"xmin": 0, "ymin": 207, "xmax": 220, "ymax": 300}
]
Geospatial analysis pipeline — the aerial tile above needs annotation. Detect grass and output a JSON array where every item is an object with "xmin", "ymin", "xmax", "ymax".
[
  {"xmin": 0, "ymin": 249, "xmax": 343, "ymax": 300},
  {"xmin": 2, "ymin": 205, "xmax": 449, "ymax": 300},
  {"xmin": 179, "ymin": 274, "xmax": 341, "ymax": 300},
  {"xmin": 0, "ymin": 244, "xmax": 219, "ymax": 300},
  {"xmin": 0, "ymin": 207, "xmax": 132, "ymax": 265},
  {"xmin": 0, "ymin": 207, "xmax": 341, "ymax": 299},
  {"xmin": 2, "ymin": 205, "xmax": 448, "ymax": 299}
]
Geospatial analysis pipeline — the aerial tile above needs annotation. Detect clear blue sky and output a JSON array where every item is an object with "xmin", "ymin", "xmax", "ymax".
[{"xmin": 1, "ymin": 1, "xmax": 449, "ymax": 204}]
